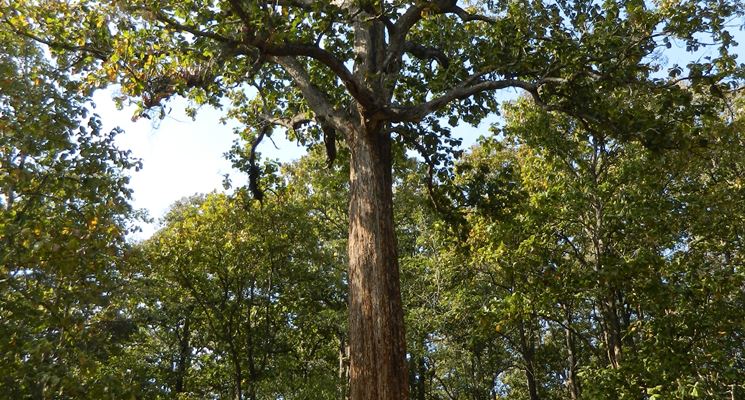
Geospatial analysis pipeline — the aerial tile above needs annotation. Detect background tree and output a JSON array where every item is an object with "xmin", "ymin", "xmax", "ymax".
[
  {"xmin": 442, "ymin": 96, "xmax": 745, "ymax": 399},
  {"xmin": 107, "ymin": 149, "xmax": 350, "ymax": 399},
  {"xmin": 0, "ymin": 32, "xmax": 140, "ymax": 398},
  {"xmin": 4, "ymin": 0, "xmax": 743, "ymax": 397}
]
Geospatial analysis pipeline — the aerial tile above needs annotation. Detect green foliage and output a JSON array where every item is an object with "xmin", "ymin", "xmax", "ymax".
[
  {"xmin": 0, "ymin": 32, "xmax": 140, "ymax": 398},
  {"xmin": 419, "ymin": 97, "xmax": 745, "ymax": 399},
  {"xmin": 2, "ymin": 1, "xmax": 744, "ymax": 398},
  {"xmin": 4, "ymin": 0, "xmax": 742, "ymax": 175},
  {"xmin": 115, "ymin": 149, "xmax": 351, "ymax": 399}
]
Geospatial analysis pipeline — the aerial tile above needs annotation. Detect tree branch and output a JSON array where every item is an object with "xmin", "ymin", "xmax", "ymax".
[
  {"xmin": 159, "ymin": 7, "xmax": 374, "ymax": 111},
  {"xmin": 155, "ymin": 11, "xmax": 239, "ymax": 46},
  {"xmin": 383, "ymin": 4, "xmax": 425, "ymax": 71},
  {"xmin": 449, "ymin": 5, "xmax": 496, "ymax": 24},
  {"xmin": 383, "ymin": 2, "xmax": 494, "ymax": 71},
  {"xmin": 2, "ymin": 19, "xmax": 110, "ymax": 60},
  {"xmin": 403, "ymin": 42, "xmax": 450, "ymax": 68},
  {"xmin": 389, "ymin": 77, "xmax": 538, "ymax": 122},
  {"xmin": 259, "ymin": 0, "xmax": 316, "ymax": 9},
  {"xmin": 272, "ymin": 56, "xmax": 349, "ymax": 131},
  {"xmin": 228, "ymin": 0, "xmax": 252, "ymax": 27},
  {"xmin": 248, "ymin": 125, "xmax": 269, "ymax": 202},
  {"xmin": 256, "ymin": 112, "xmax": 314, "ymax": 132},
  {"xmin": 262, "ymin": 43, "xmax": 378, "ymax": 109}
]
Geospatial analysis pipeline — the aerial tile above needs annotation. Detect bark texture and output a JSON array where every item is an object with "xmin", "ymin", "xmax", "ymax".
[{"xmin": 348, "ymin": 127, "xmax": 409, "ymax": 400}]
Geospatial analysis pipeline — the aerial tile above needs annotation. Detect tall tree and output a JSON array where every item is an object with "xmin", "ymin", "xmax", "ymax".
[{"xmin": 5, "ymin": 1, "xmax": 742, "ymax": 396}]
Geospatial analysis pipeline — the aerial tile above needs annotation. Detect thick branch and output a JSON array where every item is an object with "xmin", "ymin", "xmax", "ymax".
[
  {"xmin": 263, "ymin": 43, "xmax": 378, "ymax": 109},
  {"xmin": 383, "ymin": 4, "xmax": 426, "ymax": 71},
  {"xmin": 272, "ymin": 56, "xmax": 349, "ymax": 131},
  {"xmin": 160, "ymin": 7, "xmax": 374, "ymax": 110},
  {"xmin": 384, "ymin": 2, "xmax": 494, "ymax": 71},
  {"xmin": 403, "ymin": 42, "xmax": 449, "ymax": 68}
]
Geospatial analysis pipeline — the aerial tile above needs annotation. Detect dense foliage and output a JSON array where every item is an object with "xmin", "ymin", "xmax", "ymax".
[
  {"xmin": 0, "ymin": 33, "xmax": 140, "ymax": 397},
  {"xmin": 1, "ymin": 0, "xmax": 744, "ymax": 399}
]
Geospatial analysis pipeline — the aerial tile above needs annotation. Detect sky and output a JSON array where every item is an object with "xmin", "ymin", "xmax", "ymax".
[{"xmin": 92, "ymin": 91, "xmax": 307, "ymax": 239}]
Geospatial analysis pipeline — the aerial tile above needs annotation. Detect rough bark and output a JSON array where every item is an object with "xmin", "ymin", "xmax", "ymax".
[{"xmin": 348, "ymin": 126, "xmax": 409, "ymax": 400}]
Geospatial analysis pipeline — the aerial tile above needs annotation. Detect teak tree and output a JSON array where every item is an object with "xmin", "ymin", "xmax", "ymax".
[{"xmin": 4, "ymin": 0, "xmax": 741, "ymax": 398}]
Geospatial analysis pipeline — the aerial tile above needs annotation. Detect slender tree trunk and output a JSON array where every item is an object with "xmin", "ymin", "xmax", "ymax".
[
  {"xmin": 603, "ymin": 292, "xmax": 623, "ymax": 369},
  {"xmin": 230, "ymin": 344, "xmax": 243, "ymax": 400},
  {"xmin": 519, "ymin": 320, "xmax": 540, "ymax": 400},
  {"xmin": 409, "ymin": 338, "xmax": 427, "ymax": 400},
  {"xmin": 563, "ymin": 305, "xmax": 581, "ymax": 400},
  {"xmin": 347, "ymin": 127, "xmax": 409, "ymax": 400},
  {"xmin": 175, "ymin": 315, "xmax": 191, "ymax": 394},
  {"xmin": 416, "ymin": 353, "xmax": 426, "ymax": 400},
  {"xmin": 339, "ymin": 333, "xmax": 350, "ymax": 400}
]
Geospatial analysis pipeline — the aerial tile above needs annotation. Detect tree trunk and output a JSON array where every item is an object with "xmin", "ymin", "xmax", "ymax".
[
  {"xmin": 563, "ymin": 305, "xmax": 581, "ymax": 400},
  {"xmin": 519, "ymin": 320, "xmax": 540, "ymax": 400},
  {"xmin": 603, "ymin": 292, "xmax": 623, "ymax": 369},
  {"xmin": 416, "ymin": 353, "xmax": 426, "ymax": 400},
  {"xmin": 348, "ymin": 127, "xmax": 409, "ymax": 400},
  {"xmin": 230, "ymin": 343, "xmax": 243, "ymax": 400},
  {"xmin": 338, "ymin": 333, "xmax": 350, "ymax": 400},
  {"xmin": 175, "ymin": 315, "xmax": 191, "ymax": 394},
  {"xmin": 409, "ymin": 338, "xmax": 427, "ymax": 400}
]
